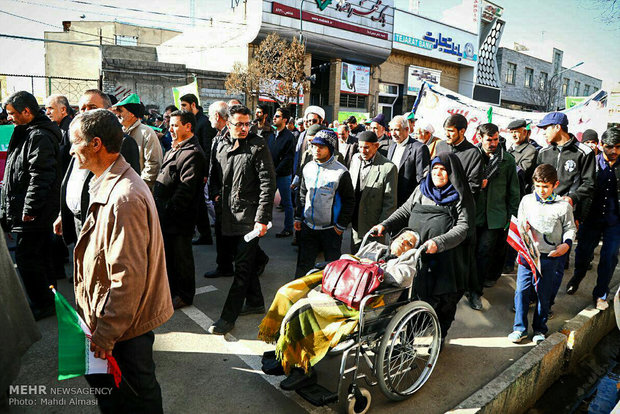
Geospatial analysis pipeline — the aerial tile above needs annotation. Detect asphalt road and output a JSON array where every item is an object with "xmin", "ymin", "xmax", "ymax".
[{"xmin": 7, "ymin": 208, "xmax": 620, "ymax": 413}]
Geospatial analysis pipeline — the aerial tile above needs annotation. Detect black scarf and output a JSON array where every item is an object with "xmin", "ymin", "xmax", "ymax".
[{"xmin": 478, "ymin": 144, "xmax": 504, "ymax": 181}]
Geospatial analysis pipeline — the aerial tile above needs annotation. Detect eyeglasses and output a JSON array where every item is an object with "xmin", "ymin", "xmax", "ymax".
[{"xmin": 230, "ymin": 121, "xmax": 251, "ymax": 128}]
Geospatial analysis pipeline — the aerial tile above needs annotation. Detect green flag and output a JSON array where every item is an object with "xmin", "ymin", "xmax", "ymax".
[{"xmin": 487, "ymin": 106, "xmax": 493, "ymax": 123}]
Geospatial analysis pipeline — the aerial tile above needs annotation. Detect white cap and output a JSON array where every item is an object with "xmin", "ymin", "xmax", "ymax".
[
  {"xmin": 304, "ymin": 105, "xmax": 325, "ymax": 121},
  {"xmin": 416, "ymin": 119, "xmax": 435, "ymax": 135}
]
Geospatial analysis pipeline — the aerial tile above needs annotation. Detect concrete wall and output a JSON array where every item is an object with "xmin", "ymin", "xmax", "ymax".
[
  {"xmin": 497, "ymin": 47, "xmax": 603, "ymax": 110},
  {"xmin": 44, "ymin": 21, "xmax": 179, "ymax": 84},
  {"xmin": 102, "ymin": 58, "xmax": 231, "ymax": 112}
]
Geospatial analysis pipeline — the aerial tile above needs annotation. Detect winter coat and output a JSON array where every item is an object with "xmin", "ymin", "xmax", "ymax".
[
  {"xmin": 124, "ymin": 120, "xmax": 163, "ymax": 189},
  {"xmin": 387, "ymin": 137, "xmax": 430, "ymax": 205},
  {"xmin": 154, "ymin": 136, "xmax": 207, "ymax": 235},
  {"xmin": 213, "ymin": 132, "xmax": 276, "ymax": 235},
  {"xmin": 267, "ymin": 128, "xmax": 296, "ymax": 177},
  {"xmin": 0, "ymin": 114, "xmax": 61, "ymax": 232},
  {"xmin": 536, "ymin": 134, "xmax": 595, "ymax": 220},
  {"xmin": 73, "ymin": 156, "xmax": 173, "ymax": 351}
]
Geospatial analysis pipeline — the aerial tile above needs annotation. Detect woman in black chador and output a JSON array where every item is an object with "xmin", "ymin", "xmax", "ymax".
[{"xmin": 373, "ymin": 152, "xmax": 475, "ymax": 342}]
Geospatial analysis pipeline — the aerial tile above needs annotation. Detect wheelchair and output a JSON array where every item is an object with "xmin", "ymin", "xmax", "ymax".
[{"xmin": 296, "ymin": 231, "xmax": 442, "ymax": 414}]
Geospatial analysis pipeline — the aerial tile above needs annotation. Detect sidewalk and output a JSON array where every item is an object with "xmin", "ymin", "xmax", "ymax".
[{"xmin": 7, "ymin": 208, "xmax": 620, "ymax": 413}]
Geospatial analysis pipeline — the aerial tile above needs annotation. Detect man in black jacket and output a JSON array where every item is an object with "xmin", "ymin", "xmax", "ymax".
[
  {"xmin": 387, "ymin": 115, "xmax": 430, "ymax": 205},
  {"xmin": 54, "ymin": 89, "xmax": 140, "ymax": 252},
  {"xmin": 154, "ymin": 111, "xmax": 206, "ymax": 309},
  {"xmin": 208, "ymin": 105, "xmax": 276, "ymax": 335},
  {"xmin": 1, "ymin": 91, "xmax": 61, "ymax": 320},
  {"xmin": 336, "ymin": 124, "xmax": 358, "ymax": 169},
  {"xmin": 267, "ymin": 107, "xmax": 296, "ymax": 237},
  {"xmin": 180, "ymin": 93, "xmax": 216, "ymax": 245}
]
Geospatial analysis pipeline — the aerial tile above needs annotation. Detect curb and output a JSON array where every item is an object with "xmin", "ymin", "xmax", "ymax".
[{"xmin": 449, "ymin": 283, "xmax": 619, "ymax": 414}]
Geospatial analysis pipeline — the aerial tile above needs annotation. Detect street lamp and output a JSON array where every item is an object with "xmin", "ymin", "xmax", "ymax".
[
  {"xmin": 299, "ymin": 0, "xmax": 306, "ymax": 43},
  {"xmin": 548, "ymin": 61, "xmax": 584, "ymax": 110}
]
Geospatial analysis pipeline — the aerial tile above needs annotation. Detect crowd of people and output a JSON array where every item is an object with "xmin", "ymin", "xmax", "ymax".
[{"xmin": 1, "ymin": 88, "xmax": 618, "ymax": 410}]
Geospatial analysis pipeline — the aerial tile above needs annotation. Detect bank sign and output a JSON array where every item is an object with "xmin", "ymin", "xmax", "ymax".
[{"xmin": 393, "ymin": 10, "xmax": 478, "ymax": 67}]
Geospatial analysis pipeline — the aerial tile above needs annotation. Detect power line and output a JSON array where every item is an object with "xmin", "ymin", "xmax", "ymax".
[
  {"xmin": 0, "ymin": 33, "xmax": 100, "ymax": 47},
  {"xmin": 67, "ymin": 0, "xmax": 215, "ymax": 23}
]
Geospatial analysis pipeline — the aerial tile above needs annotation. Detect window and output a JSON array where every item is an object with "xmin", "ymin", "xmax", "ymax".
[
  {"xmin": 539, "ymin": 72, "xmax": 548, "ymax": 90},
  {"xmin": 524, "ymin": 68, "xmax": 534, "ymax": 88},
  {"xmin": 573, "ymin": 81, "xmax": 580, "ymax": 96},
  {"xmin": 505, "ymin": 62, "xmax": 516, "ymax": 85},
  {"xmin": 584, "ymin": 85, "xmax": 590, "ymax": 95},
  {"xmin": 115, "ymin": 35, "xmax": 138, "ymax": 46},
  {"xmin": 554, "ymin": 51, "xmax": 562, "ymax": 73},
  {"xmin": 562, "ymin": 78, "xmax": 570, "ymax": 96},
  {"xmin": 339, "ymin": 94, "xmax": 367, "ymax": 108}
]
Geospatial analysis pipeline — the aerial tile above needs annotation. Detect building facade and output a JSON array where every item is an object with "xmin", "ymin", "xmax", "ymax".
[{"xmin": 497, "ymin": 47, "xmax": 602, "ymax": 111}]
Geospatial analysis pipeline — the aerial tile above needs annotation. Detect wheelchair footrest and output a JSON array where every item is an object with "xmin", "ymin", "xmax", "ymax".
[{"xmin": 296, "ymin": 384, "xmax": 338, "ymax": 406}]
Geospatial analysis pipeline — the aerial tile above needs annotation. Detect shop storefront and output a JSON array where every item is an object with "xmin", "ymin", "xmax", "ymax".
[{"xmin": 254, "ymin": 0, "xmax": 394, "ymax": 122}]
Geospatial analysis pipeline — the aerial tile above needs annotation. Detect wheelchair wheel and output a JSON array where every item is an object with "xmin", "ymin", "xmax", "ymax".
[
  {"xmin": 375, "ymin": 301, "xmax": 441, "ymax": 401},
  {"xmin": 343, "ymin": 387, "xmax": 371, "ymax": 414}
]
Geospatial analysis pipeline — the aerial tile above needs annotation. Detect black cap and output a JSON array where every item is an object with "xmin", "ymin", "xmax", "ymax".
[
  {"xmin": 346, "ymin": 116, "xmax": 357, "ymax": 124},
  {"xmin": 357, "ymin": 131, "xmax": 378, "ymax": 143},
  {"xmin": 581, "ymin": 129, "xmax": 598, "ymax": 143},
  {"xmin": 507, "ymin": 119, "xmax": 527, "ymax": 130}
]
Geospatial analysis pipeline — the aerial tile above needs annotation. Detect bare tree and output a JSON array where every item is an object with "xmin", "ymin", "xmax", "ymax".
[
  {"xmin": 523, "ymin": 75, "xmax": 562, "ymax": 111},
  {"xmin": 225, "ymin": 33, "xmax": 307, "ymax": 108}
]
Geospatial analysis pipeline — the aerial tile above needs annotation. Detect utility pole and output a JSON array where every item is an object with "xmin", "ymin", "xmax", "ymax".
[{"xmin": 547, "ymin": 61, "xmax": 583, "ymax": 110}]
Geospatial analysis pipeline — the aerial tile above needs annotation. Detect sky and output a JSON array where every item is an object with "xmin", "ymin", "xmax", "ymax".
[{"xmin": 0, "ymin": 0, "xmax": 618, "ymax": 94}]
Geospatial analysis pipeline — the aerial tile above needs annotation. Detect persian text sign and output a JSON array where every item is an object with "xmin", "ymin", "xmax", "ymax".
[
  {"xmin": 272, "ymin": 2, "xmax": 388, "ymax": 40},
  {"xmin": 393, "ymin": 10, "xmax": 478, "ymax": 67}
]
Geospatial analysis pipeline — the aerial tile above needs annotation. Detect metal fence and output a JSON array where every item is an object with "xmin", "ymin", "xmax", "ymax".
[{"xmin": 0, "ymin": 74, "xmax": 100, "ymax": 105}]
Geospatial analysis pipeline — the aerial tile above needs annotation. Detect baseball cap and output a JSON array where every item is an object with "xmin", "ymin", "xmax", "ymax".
[{"xmin": 537, "ymin": 112, "xmax": 568, "ymax": 128}]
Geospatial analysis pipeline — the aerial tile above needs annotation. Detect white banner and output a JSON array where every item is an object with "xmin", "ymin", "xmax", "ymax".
[
  {"xmin": 414, "ymin": 83, "xmax": 608, "ymax": 147},
  {"xmin": 341, "ymin": 63, "xmax": 370, "ymax": 95}
]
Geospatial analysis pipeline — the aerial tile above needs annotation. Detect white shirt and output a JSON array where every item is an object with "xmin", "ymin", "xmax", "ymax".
[
  {"xmin": 338, "ymin": 139, "xmax": 348, "ymax": 155},
  {"xmin": 391, "ymin": 137, "xmax": 409, "ymax": 170},
  {"xmin": 66, "ymin": 166, "xmax": 90, "ymax": 215}
]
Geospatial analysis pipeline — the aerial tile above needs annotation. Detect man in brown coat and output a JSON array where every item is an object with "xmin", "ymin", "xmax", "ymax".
[{"xmin": 69, "ymin": 109, "xmax": 173, "ymax": 412}]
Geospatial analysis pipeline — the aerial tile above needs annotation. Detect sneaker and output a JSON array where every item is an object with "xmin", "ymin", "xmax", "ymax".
[
  {"xmin": 239, "ymin": 303, "xmax": 266, "ymax": 316},
  {"xmin": 532, "ymin": 332, "xmax": 545, "ymax": 344},
  {"xmin": 595, "ymin": 298, "xmax": 609, "ymax": 311},
  {"xmin": 208, "ymin": 318, "xmax": 235, "ymax": 335},
  {"xmin": 508, "ymin": 331, "xmax": 526, "ymax": 343},
  {"xmin": 280, "ymin": 368, "xmax": 317, "ymax": 391}
]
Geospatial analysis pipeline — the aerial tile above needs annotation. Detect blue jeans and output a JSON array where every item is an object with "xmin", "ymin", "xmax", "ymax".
[
  {"xmin": 549, "ymin": 248, "xmax": 569, "ymax": 307},
  {"xmin": 573, "ymin": 222, "xmax": 620, "ymax": 299},
  {"xmin": 513, "ymin": 254, "xmax": 560, "ymax": 334},
  {"xmin": 276, "ymin": 175, "xmax": 294, "ymax": 231}
]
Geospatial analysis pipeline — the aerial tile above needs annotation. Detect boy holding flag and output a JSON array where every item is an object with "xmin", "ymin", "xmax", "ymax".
[{"xmin": 508, "ymin": 164, "xmax": 575, "ymax": 345}]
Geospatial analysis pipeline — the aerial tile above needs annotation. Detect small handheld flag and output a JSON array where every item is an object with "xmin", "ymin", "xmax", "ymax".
[{"xmin": 52, "ymin": 287, "xmax": 122, "ymax": 387}]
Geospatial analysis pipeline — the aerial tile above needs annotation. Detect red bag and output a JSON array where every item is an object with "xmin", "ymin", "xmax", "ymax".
[{"xmin": 321, "ymin": 259, "xmax": 384, "ymax": 310}]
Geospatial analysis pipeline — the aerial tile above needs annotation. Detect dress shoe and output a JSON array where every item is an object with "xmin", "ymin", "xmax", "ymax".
[
  {"xmin": 275, "ymin": 229, "xmax": 293, "ymax": 238},
  {"xmin": 204, "ymin": 269, "xmax": 234, "ymax": 278},
  {"xmin": 208, "ymin": 318, "xmax": 235, "ymax": 335},
  {"xmin": 468, "ymin": 292, "xmax": 483, "ymax": 311},
  {"xmin": 291, "ymin": 236, "xmax": 298, "ymax": 246},
  {"xmin": 256, "ymin": 256, "xmax": 269, "ymax": 277},
  {"xmin": 566, "ymin": 277, "xmax": 581, "ymax": 295},
  {"xmin": 261, "ymin": 351, "xmax": 285, "ymax": 376},
  {"xmin": 280, "ymin": 368, "xmax": 317, "ymax": 391},
  {"xmin": 32, "ymin": 305, "xmax": 56, "ymax": 321},
  {"xmin": 172, "ymin": 296, "xmax": 190, "ymax": 310},
  {"xmin": 239, "ymin": 303, "xmax": 265, "ymax": 316},
  {"xmin": 483, "ymin": 279, "xmax": 496, "ymax": 288},
  {"xmin": 192, "ymin": 236, "xmax": 213, "ymax": 245}
]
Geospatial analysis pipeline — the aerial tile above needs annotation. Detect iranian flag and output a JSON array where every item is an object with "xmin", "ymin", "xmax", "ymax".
[
  {"xmin": 506, "ymin": 216, "xmax": 541, "ymax": 289},
  {"xmin": 53, "ymin": 287, "xmax": 122, "ymax": 387}
]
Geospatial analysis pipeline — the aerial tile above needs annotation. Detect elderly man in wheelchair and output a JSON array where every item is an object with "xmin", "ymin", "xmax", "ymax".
[{"xmin": 258, "ymin": 153, "xmax": 474, "ymax": 413}]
